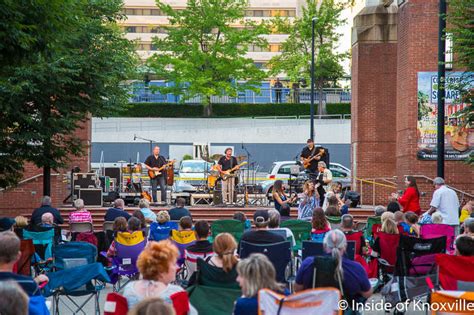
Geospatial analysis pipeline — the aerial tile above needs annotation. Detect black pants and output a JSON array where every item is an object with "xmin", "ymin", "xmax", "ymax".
[
  {"xmin": 150, "ymin": 176, "xmax": 166, "ymax": 203},
  {"xmin": 275, "ymin": 90, "xmax": 282, "ymax": 103}
]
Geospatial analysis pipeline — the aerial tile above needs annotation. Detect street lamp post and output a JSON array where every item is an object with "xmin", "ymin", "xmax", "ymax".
[
  {"xmin": 437, "ymin": 0, "xmax": 447, "ymax": 178},
  {"xmin": 310, "ymin": 17, "xmax": 316, "ymax": 141}
]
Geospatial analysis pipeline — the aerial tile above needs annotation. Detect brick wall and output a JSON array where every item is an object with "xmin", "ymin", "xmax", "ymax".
[
  {"xmin": 396, "ymin": 0, "xmax": 473, "ymax": 201},
  {"xmin": 0, "ymin": 120, "xmax": 91, "ymax": 217}
]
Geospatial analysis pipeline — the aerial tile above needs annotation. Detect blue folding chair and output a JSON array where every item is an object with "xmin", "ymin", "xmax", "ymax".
[
  {"xmin": 23, "ymin": 228, "xmax": 55, "ymax": 274},
  {"xmin": 239, "ymin": 241, "xmax": 292, "ymax": 283},
  {"xmin": 46, "ymin": 241, "xmax": 108, "ymax": 315},
  {"xmin": 148, "ymin": 221, "xmax": 179, "ymax": 241}
]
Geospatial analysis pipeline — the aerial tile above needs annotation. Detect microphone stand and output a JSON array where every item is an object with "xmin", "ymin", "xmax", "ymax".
[
  {"xmin": 241, "ymin": 143, "xmax": 251, "ymax": 207},
  {"xmin": 133, "ymin": 134, "xmax": 156, "ymax": 154}
]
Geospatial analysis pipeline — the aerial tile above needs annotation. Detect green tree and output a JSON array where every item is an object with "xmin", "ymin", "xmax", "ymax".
[
  {"xmin": 269, "ymin": 0, "xmax": 349, "ymax": 114},
  {"xmin": 0, "ymin": 0, "xmax": 138, "ymax": 191},
  {"xmin": 148, "ymin": 0, "xmax": 268, "ymax": 116},
  {"xmin": 446, "ymin": 0, "xmax": 473, "ymax": 165}
]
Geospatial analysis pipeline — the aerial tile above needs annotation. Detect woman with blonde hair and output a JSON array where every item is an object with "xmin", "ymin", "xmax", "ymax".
[
  {"xmin": 297, "ymin": 180, "xmax": 319, "ymax": 221},
  {"xmin": 123, "ymin": 240, "xmax": 197, "ymax": 314},
  {"xmin": 234, "ymin": 253, "xmax": 285, "ymax": 315}
]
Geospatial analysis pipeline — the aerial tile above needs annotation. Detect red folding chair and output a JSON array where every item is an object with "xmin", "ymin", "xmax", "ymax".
[
  {"xmin": 371, "ymin": 224, "xmax": 382, "ymax": 244},
  {"xmin": 345, "ymin": 231, "xmax": 364, "ymax": 255},
  {"xmin": 104, "ymin": 292, "xmax": 128, "ymax": 315},
  {"xmin": 377, "ymin": 232, "xmax": 400, "ymax": 283},
  {"xmin": 435, "ymin": 254, "xmax": 474, "ymax": 291},
  {"xmin": 170, "ymin": 291, "xmax": 191, "ymax": 315}
]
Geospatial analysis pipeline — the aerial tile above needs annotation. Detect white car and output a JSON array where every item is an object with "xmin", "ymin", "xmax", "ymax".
[
  {"xmin": 266, "ymin": 161, "xmax": 303, "ymax": 180},
  {"xmin": 173, "ymin": 159, "xmax": 215, "ymax": 193}
]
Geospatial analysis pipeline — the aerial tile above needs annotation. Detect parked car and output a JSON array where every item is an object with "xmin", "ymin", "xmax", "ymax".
[
  {"xmin": 173, "ymin": 159, "xmax": 215, "ymax": 193},
  {"xmin": 261, "ymin": 161, "xmax": 351, "ymax": 198}
]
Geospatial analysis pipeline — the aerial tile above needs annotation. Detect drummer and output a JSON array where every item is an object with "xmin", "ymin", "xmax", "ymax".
[{"xmin": 144, "ymin": 146, "xmax": 167, "ymax": 205}]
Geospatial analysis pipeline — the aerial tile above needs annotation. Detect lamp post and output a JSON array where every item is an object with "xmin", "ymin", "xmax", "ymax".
[
  {"xmin": 310, "ymin": 17, "xmax": 317, "ymax": 141},
  {"xmin": 437, "ymin": 0, "xmax": 447, "ymax": 178}
]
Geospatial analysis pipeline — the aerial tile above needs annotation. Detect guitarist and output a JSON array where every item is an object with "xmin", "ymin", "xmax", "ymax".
[
  {"xmin": 300, "ymin": 139, "xmax": 324, "ymax": 177},
  {"xmin": 144, "ymin": 146, "xmax": 167, "ymax": 204},
  {"xmin": 217, "ymin": 147, "xmax": 240, "ymax": 205}
]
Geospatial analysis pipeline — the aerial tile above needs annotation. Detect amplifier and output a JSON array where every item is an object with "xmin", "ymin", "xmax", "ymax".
[
  {"xmin": 79, "ymin": 188, "xmax": 103, "ymax": 207},
  {"xmin": 73, "ymin": 173, "xmax": 97, "ymax": 188}
]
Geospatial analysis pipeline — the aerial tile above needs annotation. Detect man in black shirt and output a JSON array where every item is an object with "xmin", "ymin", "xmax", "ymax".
[
  {"xmin": 300, "ymin": 138, "xmax": 325, "ymax": 176},
  {"xmin": 217, "ymin": 148, "xmax": 240, "ymax": 205},
  {"xmin": 144, "ymin": 146, "xmax": 167, "ymax": 204},
  {"xmin": 169, "ymin": 198, "xmax": 192, "ymax": 221},
  {"xmin": 273, "ymin": 78, "xmax": 283, "ymax": 103},
  {"xmin": 104, "ymin": 198, "xmax": 131, "ymax": 222},
  {"xmin": 31, "ymin": 196, "xmax": 63, "ymax": 226},
  {"xmin": 241, "ymin": 210, "xmax": 286, "ymax": 244}
]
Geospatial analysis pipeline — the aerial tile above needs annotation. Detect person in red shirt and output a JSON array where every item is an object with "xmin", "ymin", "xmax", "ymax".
[{"xmin": 392, "ymin": 176, "xmax": 421, "ymax": 215}]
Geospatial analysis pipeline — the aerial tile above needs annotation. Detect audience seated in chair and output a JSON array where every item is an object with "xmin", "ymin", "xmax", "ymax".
[
  {"xmin": 311, "ymin": 208, "xmax": 331, "ymax": 242},
  {"xmin": 132, "ymin": 210, "xmax": 148, "ymax": 237},
  {"xmin": 240, "ymin": 210, "xmax": 285, "ymax": 245},
  {"xmin": 13, "ymin": 216, "xmax": 29, "ymax": 239},
  {"xmin": 68, "ymin": 198, "xmax": 92, "ymax": 224},
  {"xmin": 0, "ymin": 280, "xmax": 29, "ymax": 315},
  {"xmin": 107, "ymin": 217, "xmax": 141, "ymax": 258},
  {"xmin": 39, "ymin": 213, "xmax": 54, "ymax": 229},
  {"xmin": 171, "ymin": 216, "xmax": 196, "ymax": 265},
  {"xmin": 149, "ymin": 211, "xmax": 177, "ymax": 242},
  {"xmin": 185, "ymin": 220, "xmax": 213, "ymax": 278},
  {"xmin": 233, "ymin": 212, "xmax": 252, "ymax": 231},
  {"xmin": 401, "ymin": 211, "xmax": 420, "ymax": 237},
  {"xmin": 169, "ymin": 198, "xmax": 191, "ymax": 221},
  {"xmin": 128, "ymin": 297, "xmax": 176, "ymax": 315},
  {"xmin": 463, "ymin": 218, "xmax": 474, "ymax": 237},
  {"xmin": 267, "ymin": 210, "xmax": 295, "ymax": 246},
  {"xmin": 0, "ymin": 217, "xmax": 15, "ymax": 232},
  {"xmin": 122, "ymin": 240, "xmax": 197, "ymax": 313},
  {"xmin": 0, "ymin": 232, "xmax": 49, "ymax": 314},
  {"xmin": 138, "ymin": 198, "xmax": 157, "ymax": 223},
  {"xmin": 104, "ymin": 199, "xmax": 131, "ymax": 222},
  {"xmin": 455, "ymin": 235, "xmax": 474, "ymax": 257},
  {"xmin": 371, "ymin": 216, "xmax": 399, "ymax": 256},
  {"xmin": 295, "ymin": 230, "xmax": 372, "ymax": 307},
  {"xmin": 30, "ymin": 195, "xmax": 63, "ymax": 226},
  {"xmin": 234, "ymin": 253, "xmax": 286, "ymax": 315},
  {"xmin": 341, "ymin": 214, "xmax": 366, "ymax": 256}
]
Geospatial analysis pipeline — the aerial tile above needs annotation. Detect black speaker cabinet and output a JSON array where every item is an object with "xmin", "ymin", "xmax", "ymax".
[
  {"xmin": 104, "ymin": 167, "xmax": 121, "ymax": 188},
  {"xmin": 79, "ymin": 188, "xmax": 103, "ymax": 207}
]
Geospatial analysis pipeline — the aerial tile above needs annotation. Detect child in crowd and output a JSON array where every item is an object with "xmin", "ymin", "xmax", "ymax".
[
  {"xmin": 107, "ymin": 217, "xmax": 138, "ymax": 258},
  {"xmin": 394, "ymin": 211, "xmax": 408, "ymax": 231},
  {"xmin": 455, "ymin": 235, "xmax": 474, "ymax": 256},
  {"xmin": 233, "ymin": 212, "xmax": 252, "ymax": 231},
  {"xmin": 311, "ymin": 208, "xmax": 331, "ymax": 242},
  {"xmin": 459, "ymin": 200, "xmax": 473, "ymax": 224},
  {"xmin": 404, "ymin": 211, "xmax": 420, "ymax": 237}
]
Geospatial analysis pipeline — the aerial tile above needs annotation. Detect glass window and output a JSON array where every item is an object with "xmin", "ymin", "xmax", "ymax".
[
  {"xmin": 254, "ymin": 10, "xmax": 263, "ymax": 17},
  {"xmin": 288, "ymin": 10, "xmax": 296, "ymax": 17},
  {"xmin": 125, "ymin": 26, "xmax": 136, "ymax": 33},
  {"xmin": 331, "ymin": 170, "xmax": 347, "ymax": 178},
  {"xmin": 263, "ymin": 10, "xmax": 271, "ymax": 17},
  {"xmin": 245, "ymin": 10, "xmax": 254, "ymax": 17},
  {"xmin": 142, "ymin": 9, "xmax": 151, "ymax": 15},
  {"xmin": 268, "ymin": 163, "xmax": 277, "ymax": 174},
  {"xmin": 278, "ymin": 165, "xmax": 292, "ymax": 175},
  {"xmin": 151, "ymin": 9, "xmax": 162, "ymax": 16},
  {"xmin": 124, "ymin": 8, "xmax": 134, "ymax": 15}
]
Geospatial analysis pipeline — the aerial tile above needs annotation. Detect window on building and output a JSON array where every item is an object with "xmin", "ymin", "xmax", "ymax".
[{"xmin": 126, "ymin": 26, "xmax": 136, "ymax": 33}]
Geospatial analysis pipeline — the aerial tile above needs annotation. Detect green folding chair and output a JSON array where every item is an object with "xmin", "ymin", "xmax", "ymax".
[
  {"xmin": 326, "ymin": 216, "xmax": 342, "ymax": 230},
  {"xmin": 210, "ymin": 219, "xmax": 245, "ymax": 243},
  {"xmin": 280, "ymin": 220, "xmax": 312, "ymax": 252}
]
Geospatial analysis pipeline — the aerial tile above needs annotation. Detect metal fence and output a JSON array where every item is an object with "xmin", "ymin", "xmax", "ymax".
[{"xmin": 129, "ymin": 87, "xmax": 351, "ymax": 104}]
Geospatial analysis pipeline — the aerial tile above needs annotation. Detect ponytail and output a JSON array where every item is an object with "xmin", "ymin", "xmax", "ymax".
[
  {"xmin": 220, "ymin": 252, "xmax": 238, "ymax": 273},
  {"xmin": 323, "ymin": 230, "xmax": 346, "ymax": 282}
]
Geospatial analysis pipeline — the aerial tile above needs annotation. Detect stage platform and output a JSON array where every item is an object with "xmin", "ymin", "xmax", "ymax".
[{"xmin": 22, "ymin": 205, "xmax": 375, "ymax": 231}]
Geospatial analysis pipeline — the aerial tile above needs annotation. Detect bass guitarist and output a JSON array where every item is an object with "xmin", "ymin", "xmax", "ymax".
[
  {"xmin": 217, "ymin": 147, "xmax": 240, "ymax": 205},
  {"xmin": 144, "ymin": 146, "xmax": 168, "ymax": 205},
  {"xmin": 300, "ymin": 139, "xmax": 325, "ymax": 177}
]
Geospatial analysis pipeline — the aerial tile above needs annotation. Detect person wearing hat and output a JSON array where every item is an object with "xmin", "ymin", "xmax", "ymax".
[
  {"xmin": 0, "ymin": 218, "xmax": 15, "ymax": 232},
  {"xmin": 427, "ymin": 177, "xmax": 460, "ymax": 235},
  {"xmin": 240, "ymin": 210, "xmax": 286, "ymax": 245}
]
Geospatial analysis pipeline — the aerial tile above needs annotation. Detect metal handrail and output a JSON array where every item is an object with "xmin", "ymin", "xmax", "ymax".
[
  {"xmin": 407, "ymin": 174, "xmax": 474, "ymax": 198},
  {"xmin": 0, "ymin": 173, "xmax": 60, "ymax": 192}
]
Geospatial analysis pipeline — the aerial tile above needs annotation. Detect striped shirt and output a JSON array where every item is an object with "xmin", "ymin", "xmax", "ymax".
[{"xmin": 69, "ymin": 210, "xmax": 93, "ymax": 223}]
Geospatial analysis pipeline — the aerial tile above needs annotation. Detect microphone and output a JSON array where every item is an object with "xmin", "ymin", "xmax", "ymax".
[
  {"xmin": 241, "ymin": 142, "xmax": 243, "ymax": 149},
  {"xmin": 133, "ymin": 134, "xmax": 136, "ymax": 141}
]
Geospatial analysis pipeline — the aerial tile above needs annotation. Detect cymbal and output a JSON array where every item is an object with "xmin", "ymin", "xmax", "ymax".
[
  {"xmin": 237, "ymin": 155, "xmax": 247, "ymax": 162},
  {"xmin": 117, "ymin": 160, "xmax": 127, "ymax": 163}
]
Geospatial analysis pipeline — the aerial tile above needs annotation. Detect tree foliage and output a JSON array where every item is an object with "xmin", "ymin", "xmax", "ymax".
[
  {"xmin": 446, "ymin": 0, "xmax": 473, "ymax": 165},
  {"xmin": 268, "ymin": 0, "xmax": 349, "ymax": 114},
  {"xmin": 0, "ymin": 0, "xmax": 138, "ymax": 189},
  {"xmin": 148, "ymin": 0, "xmax": 268, "ymax": 116}
]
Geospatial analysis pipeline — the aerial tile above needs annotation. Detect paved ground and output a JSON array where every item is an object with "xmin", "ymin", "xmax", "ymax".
[{"xmin": 52, "ymin": 284, "xmax": 426, "ymax": 314}]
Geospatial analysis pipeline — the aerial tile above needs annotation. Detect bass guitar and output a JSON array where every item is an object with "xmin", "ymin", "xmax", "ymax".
[
  {"xmin": 303, "ymin": 148, "xmax": 325, "ymax": 169},
  {"xmin": 148, "ymin": 160, "xmax": 176, "ymax": 179},
  {"xmin": 221, "ymin": 161, "xmax": 248, "ymax": 181}
]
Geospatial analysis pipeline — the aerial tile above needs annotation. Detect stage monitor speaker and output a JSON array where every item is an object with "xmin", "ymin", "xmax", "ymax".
[
  {"xmin": 79, "ymin": 188, "xmax": 103, "ymax": 207},
  {"xmin": 73, "ymin": 173, "xmax": 97, "ymax": 188},
  {"xmin": 104, "ymin": 167, "xmax": 121, "ymax": 188},
  {"xmin": 344, "ymin": 190, "xmax": 360, "ymax": 208}
]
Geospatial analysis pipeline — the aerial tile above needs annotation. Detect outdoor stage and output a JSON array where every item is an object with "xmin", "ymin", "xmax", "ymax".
[{"xmin": 21, "ymin": 204, "xmax": 375, "ymax": 231}]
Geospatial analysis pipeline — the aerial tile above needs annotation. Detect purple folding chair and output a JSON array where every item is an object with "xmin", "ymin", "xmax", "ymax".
[
  {"xmin": 111, "ymin": 232, "xmax": 147, "ymax": 292},
  {"xmin": 420, "ymin": 224, "xmax": 455, "ymax": 254}
]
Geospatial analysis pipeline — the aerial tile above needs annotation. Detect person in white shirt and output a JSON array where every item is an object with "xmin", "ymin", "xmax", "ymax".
[
  {"xmin": 427, "ymin": 177, "xmax": 460, "ymax": 234},
  {"xmin": 316, "ymin": 161, "xmax": 333, "ymax": 206}
]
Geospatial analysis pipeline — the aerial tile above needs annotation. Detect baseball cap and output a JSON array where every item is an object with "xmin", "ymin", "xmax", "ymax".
[
  {"xmin": 253, "ymin": 210, "xmax": 269, "ymax": 225},
  {"xmin": 0, "ymin": 217, "xmax": 15, "ymax": 232}
]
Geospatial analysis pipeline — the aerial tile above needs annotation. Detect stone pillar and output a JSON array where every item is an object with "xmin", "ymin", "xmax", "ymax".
[
  {"xmin": 396, "ymin": 0, "xmax": 473, "ymax": 207},
  {"xmin": 351, "ymin": 3, "xmax": 398, "ymax": 205}
]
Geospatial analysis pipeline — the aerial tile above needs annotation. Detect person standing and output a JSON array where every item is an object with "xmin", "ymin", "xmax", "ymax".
[
  {"xmin": 144, "ymin": 146, "xmax": 168, "ymax": 204},
  {"xmin": 427, "ymin": 177, "xmax": 460, "ymax": 234},
  {"xmin": 316, "ymin": 161, "xmax": 332, "ymax": 206},
  {"xmin": 391, "ymin": 176, "xmax": 421, "ymax": 215},
  {"xmin": 300, "ymin": 139, "xmax": 326, "ymax": 178},
  {"xmin": 273, "ymin": 78, "xmax": 283, "ymax": 103},
  {"xmin": 217, "ymin": 148, "xmax": 240, "ymax": 205}
]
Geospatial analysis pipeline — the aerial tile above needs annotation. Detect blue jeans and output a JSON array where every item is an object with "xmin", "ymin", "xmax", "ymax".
[{"xmin": 150, "ymin": 176, "xmax": 166, "ymax": 203}]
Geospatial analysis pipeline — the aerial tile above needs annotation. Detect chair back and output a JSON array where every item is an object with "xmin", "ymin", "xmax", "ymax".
[
  {"xmin": 195, "ymin": 258, "xmax": 239, "ymax": 289},
  {"xmin": 354, "ymin": 221, "xmax": 367, "ymax": 231},
  {"xmin": 103, "ymin": 221, "xmax": 114, "ymax": 232},
  {"xmin": 258, "ymin": 288, "xmax": 341, "ymax": 315},
  {"xmin": 377, "ymin": 232, "xmax": 400, "ymax": 272},
  {"xmin": 326, "ymin": 216, "xmax": 342, "ymax": 230},
  {"xmin": 435, "ymin": 254, "xmax": 474, "ymax": 291},
  {"xmin": 310, "ymin": 231, "xmax": 327, "ymax": 243},
  {"xmin": 364, "ymin": 216, "xmax": 381, "ymax": 244},
  {"xmin": 169, "ymin": 291, "xmax": 191, "ymax": 315},
  {"xmin": 115, "ymin": 231, "xmax": 147, "ymax": 275},
  {"xmin": 104, "ymin": 292, "xmax": 128, "ymax": 315},
  {"xmin": 16, "ymin": 239, "xmax": 35, "ymax": 276},
  {"xmin": 301, "ymin": 241, "xmax": 356, "ymax": 261},
  {"xmin": 311, "ymin": 256, "xmax": 343, "ymax": 292},
  {"xmin": 280, "ymin": 219, "xmax": 312, "ymax": 251},
  {"xmin": 420, "ymin": 224, "xmax": 455, "ymax": 253},
  {"xmin": 396, "ymin": 235, "xmax": 446, "ymax": 277},
  {"xmin": 23, "ymin": 228, "xmax": 55, "ymax": 260},
  {"xmin": 344, "ymin": 231, "xmax": 363, "ymax": 255},
  {"xmin": 171, "ymin": 230, "xmax": 196, "ymax": 264},
  {"xmin": 430, "ymin": 290, "xmax": 474, "ymax": 315},
  {"xmin": 54, "ymin": 241, "xmax": 97, "ymax": 270},
  {"xmin": 211, "ymin": 219, "xmax": 245, "ymax": 243},
  {"xmin": 239, "ymin": 241, "xmax": 291, "ymax": 283},
  {"xmin": 149, "ymin": 221, "xmax": 179, "ymax": 242},
  {"xmin": 70, "ymin": 222, "xmax": 93, "ymax": 233}
]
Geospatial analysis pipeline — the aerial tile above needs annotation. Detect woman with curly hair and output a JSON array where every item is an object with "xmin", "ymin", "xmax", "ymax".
[{"xmin": 123, "ymin": 240, "xmax": 197, "ymax": 314}]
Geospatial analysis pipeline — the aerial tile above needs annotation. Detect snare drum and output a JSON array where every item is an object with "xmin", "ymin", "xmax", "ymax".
[
  {"xmin": 122, "ymin": 165, "xmax": 132, "ymax": 174},
  {"xmin": 132, "ymin": 164, "xmax": 142, "ymax": 173}
]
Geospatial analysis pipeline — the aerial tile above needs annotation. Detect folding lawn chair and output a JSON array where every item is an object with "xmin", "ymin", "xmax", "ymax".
[
  {"xmin": 435, "ymin": 254, "xmax": 474, "ymax": 291},
  {"xmin": 420, "ymin": 224, "xmax": 456, "ymax": 254},
  {"xmin": 375, "ymin": 232, "xmax": 400, "ymax": 284},
  {"xmin": 210, "ymin": 219, "xmax": 245, "ymax": 243},
  {"xmin": 280, "ymin": 219, "xmax": 312, "ymax": 252},
  {"xmin": 148, "ymin": 221, "xmax": 179, "ymax": 242},
  {"xmin": 23, "ymin": 228, "xmax": 55, "ymax": 275},
  {"xmin": 326, "ymin": 216, "xmax": 342, "ymax": 230}
]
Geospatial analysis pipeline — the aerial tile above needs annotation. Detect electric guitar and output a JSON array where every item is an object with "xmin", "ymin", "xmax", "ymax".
[
  {"xmin": 148, "ymin": 160, "xmax": 176, "ymax": 179},
  {"xmin": 221, "ymin": 161, "xmax": 248, "ymax": 181},
  {"xmin": 303, "ymin": 148, "xmax": 325, "ymax": 169}
]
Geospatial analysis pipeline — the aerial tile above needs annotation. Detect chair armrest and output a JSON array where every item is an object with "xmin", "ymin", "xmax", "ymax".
[{"xmin": 377, "ymin": 258, "xmax": 393, "ymax": 267}]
